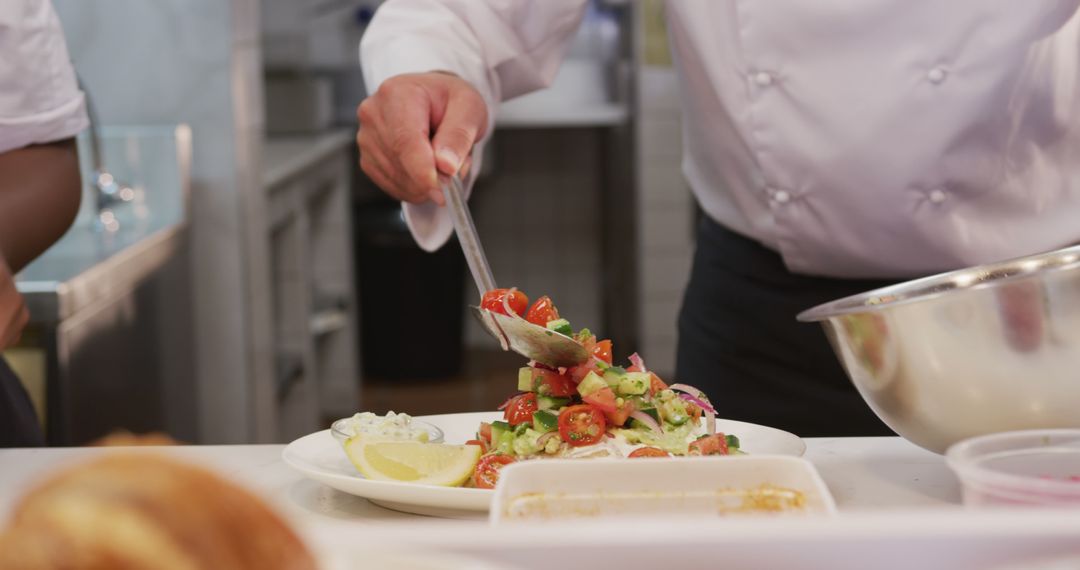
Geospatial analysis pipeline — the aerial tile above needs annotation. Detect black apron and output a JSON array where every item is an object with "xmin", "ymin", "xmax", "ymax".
[
  {"xmin": 0, "ymin": 356, "xmax": 44, "ymax": 447},
  {"xmin": 676, "ymin": 216, "xmax": 896, "ymax": 437}
]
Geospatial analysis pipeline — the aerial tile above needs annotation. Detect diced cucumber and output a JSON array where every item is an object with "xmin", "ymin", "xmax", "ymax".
[
  {"xmin": 545, "ymin": 318, "xmax": 573, "ymax": 337},
  {"xmin": 532, "ymin": 410, "xmax": 559, "ymax": 433},
  {"xmin": 490, "ymin": 420, "xmax": 511, "ymax": 448},
  {"xmin": 496, "ymin": 432, "xmax": 515, "ymax": 455},
  {"xmin": 577, "ymin": 371, "xmax": 608, "ymax": 398},
  {"xmin": 512, "ymin": 428, "xmax": 545, "ymax": 456},
  {"xmin": 536, "ymin": 396, "xmax": 571, "ymax": 411},
  {"xmin": 607, "ymin": 366, "xmax": 627, "ymax": 376},
  {"xmin": 517, "ymin": 367, "xmax": 535, "ymax": 392},
  {"xmin": 725, "ymin": 434, "xmax": 740, "ymax": 450},
  {"xmin": 490, "ymin": 420, "xmax": 514, "ymax": 455},
  {"xmin": 659, "ymin": 398, "xmax": 690, "ymax": 426},
  {"xmin": 617, "ymin": 372, "xmax": 650, "ymax": 396}
]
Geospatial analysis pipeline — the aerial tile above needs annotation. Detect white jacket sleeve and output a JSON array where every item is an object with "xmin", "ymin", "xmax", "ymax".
[
  {"xmin": 0, "ymin": 0, "xmax": 89, "ymax": 154},
  {"xmin": 360, "ymin": 0, "xmax": 588, "ymax": 252}
]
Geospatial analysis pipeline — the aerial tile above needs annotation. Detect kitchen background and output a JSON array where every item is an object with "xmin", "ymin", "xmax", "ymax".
[{"xmin": 14, "ymin": 0, "xmax": 701, "ymax": 446}]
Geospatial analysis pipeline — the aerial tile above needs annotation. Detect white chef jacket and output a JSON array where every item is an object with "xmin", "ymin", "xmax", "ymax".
[
  {"xmin": 362, "ymin": 0, "xmax": 1080, "ymax": 279},
  {"xmin": 0, "ymin": 0, "xmax": 88, "ymax": 155}
]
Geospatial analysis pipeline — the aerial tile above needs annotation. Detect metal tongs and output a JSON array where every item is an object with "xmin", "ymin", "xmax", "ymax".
[{"xmin": 441, "ymin": 174, "xmax": 587, "ymax": 367}]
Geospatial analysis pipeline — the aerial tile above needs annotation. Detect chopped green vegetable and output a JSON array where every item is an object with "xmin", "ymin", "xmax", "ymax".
[
  {"xmin": 577, "ymin": 371, "xmax": 608, "ymax": 398},
  {"xmin": 532, "ymin": 410, "xmax": 559, "ymax": 433},
  {"xmin": 536, "ymin": 395, "xmax": 571, "ymax": 410},
  {"xmin": 617, "ymin": 372, "xmax": 649, "ymax": 396},
  {"xmin": 545, "ymin": 318, "xmax": 573, "ymax": 337},
  {"xmin": 517, "ymin": 367, "xmax": 534, "ymax": 392}
]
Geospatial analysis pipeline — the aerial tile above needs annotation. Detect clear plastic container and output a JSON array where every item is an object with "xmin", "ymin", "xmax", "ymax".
[
  {"xmin": 329, "ymin": 417, "xmax": 444, "ymax": 447},
  {"xmin": 945, "ymin": 430, "xmax": 1080, "ymax": 507}
]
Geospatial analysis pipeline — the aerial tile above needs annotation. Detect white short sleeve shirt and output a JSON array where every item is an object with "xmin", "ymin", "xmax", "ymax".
[{"xmin": 0, "ymin": 0, "xmax": 88, "ymax": 154}]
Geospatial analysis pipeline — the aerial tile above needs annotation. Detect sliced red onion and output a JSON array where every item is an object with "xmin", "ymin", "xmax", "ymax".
[
  {"xmin": 502, "ymin": 288, "xmax": 520, "ymax": 317},
  {"xmin": 678, "ymin": 392, "xmax": 717, "ymax": 416},
  {"xmin": 497, "ymin": 395, "xmax": 515, "ymax": 411},
  {"xmin": 705, "ymin": 409, "xmax": 716, "ymax": 436},
  {"xmin": 629, "ymin": 352, "xmax": 647, "ymax": 372},
  {"xmin": 629, "ymin": 410, "xmax": 662, "ymax": 434},
  {"xmin": 668, "ymin": 383, "xmax": 705, "ymax": 398},
  {"xmin": 536, "ymin": 431, "xmax": 559, "ymax": 451}
]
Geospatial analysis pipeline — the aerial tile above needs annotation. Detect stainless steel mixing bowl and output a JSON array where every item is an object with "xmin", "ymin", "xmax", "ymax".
[{"xmin": 798, "ymin": 245, "xmax": 1080, "ymax": 453}]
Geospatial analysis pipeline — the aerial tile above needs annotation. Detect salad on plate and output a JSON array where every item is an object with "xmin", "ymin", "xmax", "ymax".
[{"xmin": 340, "ymin": 289, "xmax": 741, "ymax": 490}]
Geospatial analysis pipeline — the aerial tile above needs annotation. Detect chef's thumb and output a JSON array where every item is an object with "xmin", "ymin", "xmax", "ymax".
[{"xmin": 431, "ymin": 91, "xmax": 487, "ymax": 176}]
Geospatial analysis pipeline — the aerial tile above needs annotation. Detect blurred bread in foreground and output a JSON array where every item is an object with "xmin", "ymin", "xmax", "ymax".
[
  {"xmin": 91, "ymin": 430, "xmax": 182, "ymax": 447},
  {"xmin": 0, "ymin": 453, "xmax": 317, "ymax": 570}
]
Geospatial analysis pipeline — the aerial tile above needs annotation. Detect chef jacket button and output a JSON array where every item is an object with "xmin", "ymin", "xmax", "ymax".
[
  {"xmin": 927, "ymin": 67, "xmax": 948, "ymax": 84},
  {"xmin": 753, "ymin": 71, "xmax": 774, "ymax": 87},
  {"xmin": 772, "ymin": 189, "xmax": 791, "ymax": 204},
  {"xmin": 928, "ymin": 188, "xmax": 948, "ymax": 204}
]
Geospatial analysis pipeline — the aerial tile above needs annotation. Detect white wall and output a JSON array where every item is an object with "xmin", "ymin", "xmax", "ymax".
[{"xmin": 54, "ymin": 0, "xmax": 275, "ymax": 443}]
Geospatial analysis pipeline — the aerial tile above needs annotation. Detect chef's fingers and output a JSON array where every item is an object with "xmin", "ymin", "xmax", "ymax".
[
  {"xmin": 357, "ymin": 79, "xmax": 436, "ymax": 204},
  {"xmin": 460, "ymin": 154, "xmax": 474, "ymax": 179},
  {"xmin": 383, "ymin": 85, "xmax": 438, "ymax": 201},
  {"xmin": 361, "ymin": 153, "xmax": 406, "ymax": 204},
  {"xmin": 431, "ymin": 87, "xmax": 487, "ymax": 177}
]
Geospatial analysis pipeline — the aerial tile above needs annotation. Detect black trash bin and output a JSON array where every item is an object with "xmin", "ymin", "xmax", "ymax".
[{"xmin": 354, "ymin": 203, "xmax": 466, "ymax": 379}]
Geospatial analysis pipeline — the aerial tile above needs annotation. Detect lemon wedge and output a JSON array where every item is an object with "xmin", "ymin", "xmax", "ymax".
[{"xmin": 344, "ymin": 436, "xmax": 481, "ymax": 487}]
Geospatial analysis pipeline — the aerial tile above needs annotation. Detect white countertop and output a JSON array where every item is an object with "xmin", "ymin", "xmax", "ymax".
[
  {"xmin": 10, "ymin": 439, "xmax": 1080, "ymax": 569},
  {"xmin": 0, "ymin": 436, "xmax": 959, "ymax": 525}
]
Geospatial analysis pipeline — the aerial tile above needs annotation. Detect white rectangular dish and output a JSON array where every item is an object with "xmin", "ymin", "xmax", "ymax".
[{"xmin": 490, "ymin": 455, "xmax": 836, "ymax": 524}]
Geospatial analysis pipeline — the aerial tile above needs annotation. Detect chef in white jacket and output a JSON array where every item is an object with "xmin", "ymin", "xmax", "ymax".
[
  {"xmin": 0, "ymin": 0, "xmax": 87, "ymax": 446},
  {"xmin": 357, "ymin": 0, "xmax": 1080, "ymax": 436}
]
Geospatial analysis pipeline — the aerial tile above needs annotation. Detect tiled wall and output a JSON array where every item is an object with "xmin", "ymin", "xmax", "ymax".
[
  {"xmin": 465, "ymin": 129, "xmax": 604, "ymax": 349},
  {"xmin": 635, "ymin": 66, "xmax": 695, "ymax": 378}
]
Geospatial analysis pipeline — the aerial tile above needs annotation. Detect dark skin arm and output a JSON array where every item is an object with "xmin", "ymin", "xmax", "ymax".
[
  {"xmin": 0, "ymin": 138, "xmax": 82, "ymax": 347},
  {"xmin": 0, "ymin": 138, "xmax": 82, "ymax": 272}
]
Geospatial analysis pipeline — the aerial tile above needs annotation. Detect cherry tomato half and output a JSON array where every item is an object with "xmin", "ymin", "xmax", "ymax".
[
  {"xmin": 481, "ymin": 288, "xmax": 529, "ymax": 317},
  {"xmin": 629, "ymin": 446, "xmax": 670, "ymax": 458},
  {"xmin": 473, "ymin": 454, "xmax": 516, "ymax": 489},
  {"xmin": 532, "ymin": 368, "xmax": 576, "ymax": 397},
  {"xmin": 525, "ymin": 296, "xmax": 560, "ymax": 327},
  {"xmin": 558, "ymin": 405, "xmax": 607, "ymax": 447},
  {"xmin": 688, "ymin": 434, "xmax": 729, "ymax": 456},
  {"xmin": 504, "ymin": 393, "xmax": 538, "ymax": 426},
  {"xmin": 591, "ymin": 339, "xmax": 613, "ymax": 365}
]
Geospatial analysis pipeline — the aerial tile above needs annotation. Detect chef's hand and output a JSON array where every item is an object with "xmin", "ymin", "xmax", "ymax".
[
  {"xmin": 0, "ymin": 254, "xmax": 28, "ymax": 349},
  {"xmin": 357, "ymin": 72, "xmax": 487, "ymax": 206}
]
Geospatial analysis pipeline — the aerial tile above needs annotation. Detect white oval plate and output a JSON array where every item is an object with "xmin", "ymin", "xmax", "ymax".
[{"xmin": 282, "ymin": 412, "xmax": 805, "ymax": 518}]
